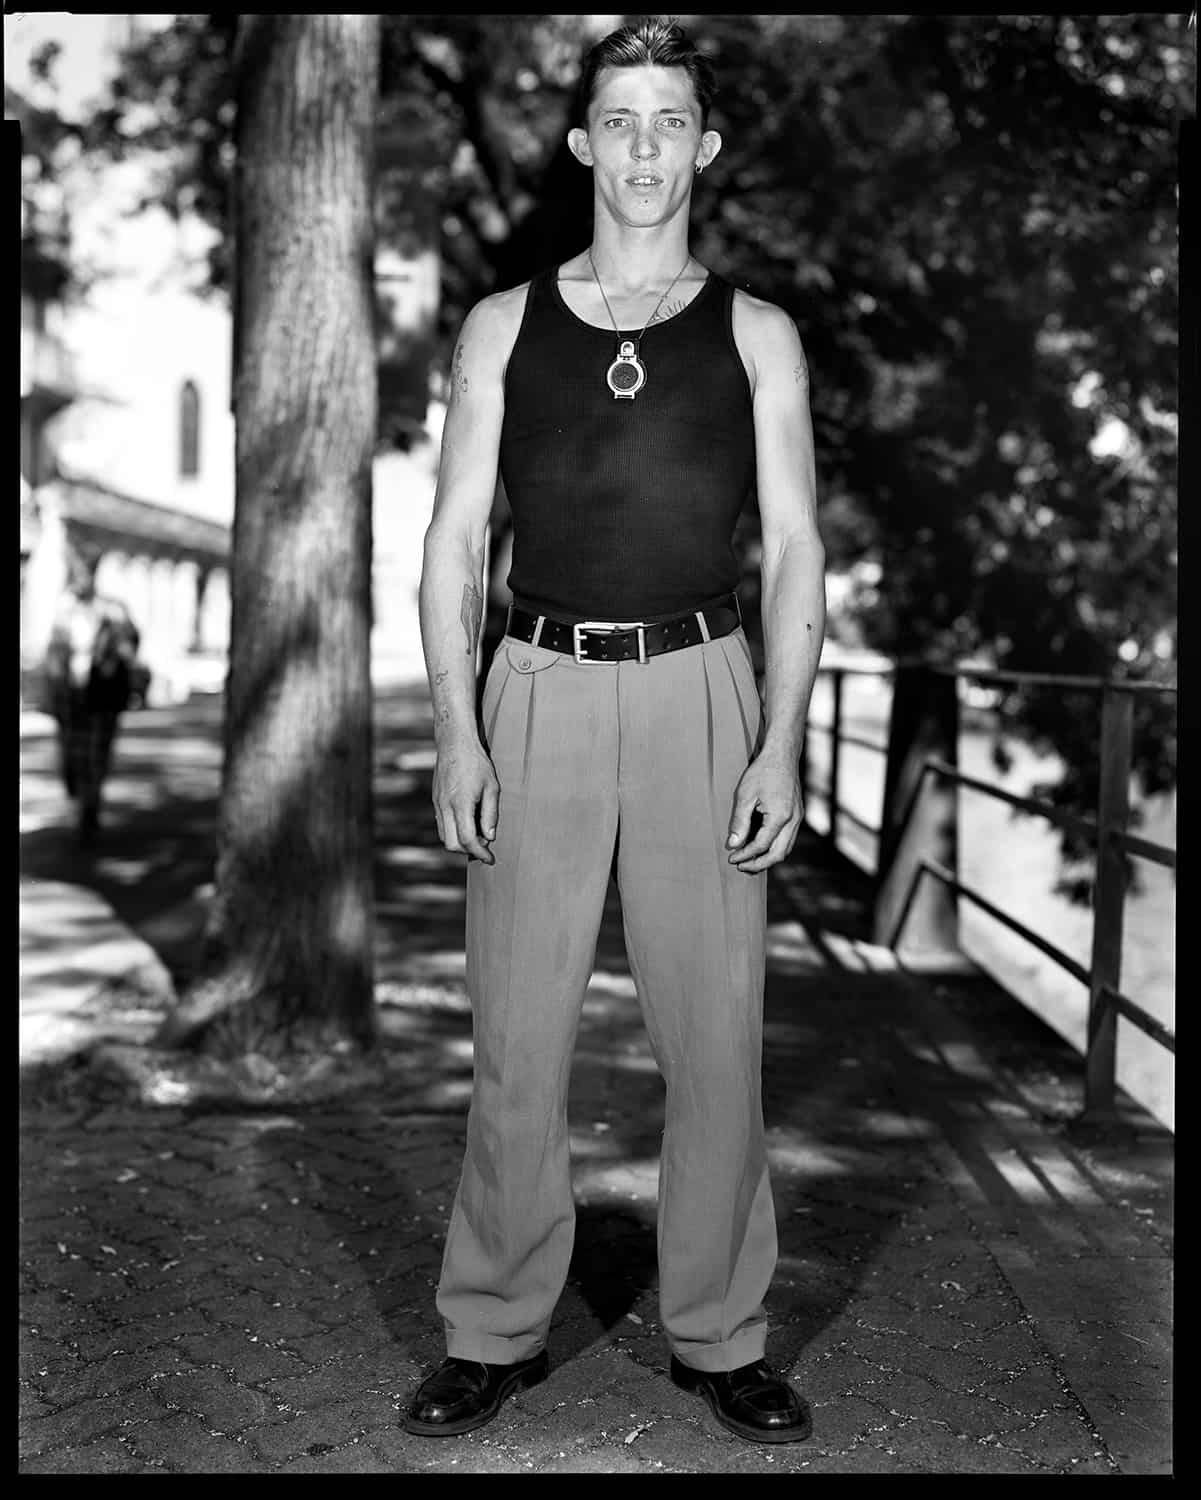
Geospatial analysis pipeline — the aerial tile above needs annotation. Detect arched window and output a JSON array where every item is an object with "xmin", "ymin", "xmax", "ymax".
[{"xmin": 179, "ymin": 379, "xmax": 201, "ymax": 478}]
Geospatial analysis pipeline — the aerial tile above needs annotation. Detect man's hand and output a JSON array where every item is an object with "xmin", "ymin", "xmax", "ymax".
[
  {"xmin": 726, "ymin": 751, "xmax": 804, "ymax": 874},
  {"xmin": 432, "ymin": 736, "xmax": 499, "ymax": 865}
]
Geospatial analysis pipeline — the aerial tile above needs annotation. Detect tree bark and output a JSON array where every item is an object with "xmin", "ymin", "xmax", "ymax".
[{"xmin": 158, "ymin": 14, "xmax": 380, "ymax": 1056}]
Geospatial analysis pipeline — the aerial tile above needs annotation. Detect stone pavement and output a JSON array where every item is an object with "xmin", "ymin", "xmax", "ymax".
[{"xmin": 19, "ymin": 690, "xmax": 1173, "ymax": 1474}]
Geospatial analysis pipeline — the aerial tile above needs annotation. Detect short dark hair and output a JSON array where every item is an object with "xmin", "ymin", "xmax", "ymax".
[{"xmin": 575, "ymin": 18, "xmax": 717, "ymax": 130}]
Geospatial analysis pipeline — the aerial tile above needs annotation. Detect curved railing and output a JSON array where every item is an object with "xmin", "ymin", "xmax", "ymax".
[{"xmin": 801, "ymin": 660, "xmax": 1176, "ymax": 1117}]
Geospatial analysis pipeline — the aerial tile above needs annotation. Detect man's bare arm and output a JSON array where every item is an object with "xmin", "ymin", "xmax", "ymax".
[
  {"xmin": 419, "ymin": 298, "xmax": 510, "ymax": 743},
  {"xmin": 723, "ymin": 294, "xmax": 825, "ymax": 872},
  {"xmin": 418, "ymin": 291, "xmax": 521, "ymax": 859},
  {"xmin": 747, "ymin": 301, "xmax": 825, "ymax": 766}
]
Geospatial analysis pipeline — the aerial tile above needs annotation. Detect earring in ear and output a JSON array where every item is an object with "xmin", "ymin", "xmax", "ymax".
[{"xmin": 695, "ymin": 162, "xmax": 703, "ymax": 174}]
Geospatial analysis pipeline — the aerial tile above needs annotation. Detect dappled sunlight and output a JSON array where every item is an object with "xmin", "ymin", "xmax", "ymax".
[
  {"xmin": 582, "ymin": 971, "xmax": 639, "ymax": 1006},
  {"xmin": 912, "ymin": 1037, "xmax": 996, "ymax": 1085},
  {"xmin": 392, "ymin": 746, "xmax": 438, "ymax": 772},
  {"xmin": 856, "ymin": 1111, "xmax": 939, "ymax": 1141},
  {"xmin": 421, "ymin": 1077, "xmax": 474, "ymax": 1109},
  {"xmin": 765, "ymin": 919, "xmax": 826, "ymax": 973},
  {"xmin": 375, "ymin": 951, "xmax": 468, "ymax": 985},
  {"xmin": 436, "ymin": 1035, "xmax": 473, "ymax": 1063},
  {"xmin": 568, "ymin": 1127, "xmax": 626, "ymax": 1162},
  {"xmin": 375, "ymin": 977, "xmax": 469, "ymax": 1010},
  {"xmin": 377, "ymin": 845, "xmax": 452, "ymax": 870},
  {"xmin": 768, "ymin": 1140, "xmax": 858, "ymax": 1178},
  {"xmin": 573, "ymin": 1047, "xmax": 663, "ymax": 1076},
  {"xmin": 573, "ymin": 1157, "xmax": 661, "ymax": 1205},
  {"xmin": 87, "ymin": 855, "xmax": 159, "ymax": 883},
  {"xmin": 21, "ymin": 679, "xmax": 1172, "ymax": 1351},
  {"xmin": 385, "ymin": 881, "xmax": 465, "ymax": 906},
  {"xmin": 20, "ymin": 878, "xmax": 124, "ymax": 939}
]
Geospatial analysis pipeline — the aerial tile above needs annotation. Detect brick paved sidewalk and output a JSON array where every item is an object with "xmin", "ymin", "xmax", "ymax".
[{"xmin": 19, "ymin": 692, "xmax": 1173, "ymax": 1474}]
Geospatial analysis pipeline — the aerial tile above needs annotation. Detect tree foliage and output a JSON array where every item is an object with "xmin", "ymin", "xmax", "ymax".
[{"xmin": 66, "ymin": 11, "xmax": 1186, "ymax": 881}]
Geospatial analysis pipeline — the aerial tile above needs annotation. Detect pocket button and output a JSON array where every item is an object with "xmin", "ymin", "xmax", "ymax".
[{"xmin": 518, "ymin": 656, "xmax": 531, "ymax": 670}]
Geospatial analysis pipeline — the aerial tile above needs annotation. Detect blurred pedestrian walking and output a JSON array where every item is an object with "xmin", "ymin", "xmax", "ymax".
[{"xmin": 42, "ymin": 549, "xmax": 143, "ymax": 846}]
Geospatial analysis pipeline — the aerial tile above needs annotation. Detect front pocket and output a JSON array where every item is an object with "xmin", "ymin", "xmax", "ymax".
[{"xmin": 504, "ymin": 638, "xmax": 562, "ymax": 674}]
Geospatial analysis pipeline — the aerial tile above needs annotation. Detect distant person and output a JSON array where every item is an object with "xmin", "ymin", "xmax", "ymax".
[{"xmin": 43, "ymin": 551, "xmax": 142, "ymax": 846}]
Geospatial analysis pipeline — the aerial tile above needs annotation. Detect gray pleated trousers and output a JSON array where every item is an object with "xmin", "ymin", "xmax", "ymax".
[{"xmin": 436, "ymin": 625, "xmax": 776, "ymax": 1373}]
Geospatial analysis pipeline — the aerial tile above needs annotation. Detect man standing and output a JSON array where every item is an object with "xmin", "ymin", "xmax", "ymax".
[{"xmin": 408, "ymin": 19, "xmax": 825, "ymax": 1445}]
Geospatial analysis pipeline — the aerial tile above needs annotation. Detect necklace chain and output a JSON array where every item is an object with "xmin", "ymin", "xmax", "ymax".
[{"xmin": 588, "ymin": 251, "xmax": 692, "ymax": 344}]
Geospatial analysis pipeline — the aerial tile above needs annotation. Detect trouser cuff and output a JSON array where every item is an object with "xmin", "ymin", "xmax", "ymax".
[
  {"xmin": 445, "ymin": 1329, "xmax": 547, "ymax": 1365},
  {"xmin": 669, "ymin": 1324, "xmax": 768, "ymax": 1373}
]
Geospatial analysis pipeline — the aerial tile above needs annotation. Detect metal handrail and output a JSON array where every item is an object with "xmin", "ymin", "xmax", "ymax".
[
  {"xmin": 804, "ymin": 660, "xmax": 1177, "ymax": 1115},
  {"xmin": 805, "ymin": 723, "xmax": 888, "ymax": 756},
  {"xmin": 904, "ymin": 856, "xmax": 1092, "ymax": 987},
  {"xmin": 931, "ymin": 664, "xmax": 1177, "ymax": 695},
  {"xmin": 1112, "ymin": 828, "xmax": 1177, "ymax": 871},
  {"xmin": 1100, "ymin": 984, "xmax": 1176, "ymax": 1055},
  {"xmin": 924, "ymin": 757, "xmax": 1099, "ymax": 846},
  {"xmin": 816, "ymin": 660, "xmax": 1179, "ymax": 694}
]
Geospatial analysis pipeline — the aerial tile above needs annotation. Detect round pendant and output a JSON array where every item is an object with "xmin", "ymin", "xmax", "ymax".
[{"xmin": 606, "ymin": 339, "xmax": 646, "ymax": 400}]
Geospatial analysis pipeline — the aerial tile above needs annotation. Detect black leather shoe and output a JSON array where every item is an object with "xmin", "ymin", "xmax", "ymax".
[
  {"xmin": 401, "ymin": 1351, "xmax": 549, "ymax": 1436},
  {"xmin": 670, "ymin": 1356, "xmax": 813, "ymax": 1444}
]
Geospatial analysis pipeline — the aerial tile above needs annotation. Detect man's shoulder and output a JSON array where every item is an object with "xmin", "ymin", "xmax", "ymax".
[
  {"xmin": 730, "ymin": 288, "xmax": 804, "ymax": 384},
  {"xmin": 464, "ymin": 282, "xmax": 533, "ymax": 340},
  {"xmin": 731, "ymin": 286, "xmax": 799, "ymax": 341},
  {"xmin": 456, "ymin": 282, "xmax": 533, "ymax": 377}
]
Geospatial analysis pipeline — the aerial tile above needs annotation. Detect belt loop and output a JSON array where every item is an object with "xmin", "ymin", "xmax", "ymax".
[
  {"xmin": 530, "ymin": 614, "xmax": 545, "ymax": 648},
  {"xmin": 695, "ymin": 610, "xmax": 711, "ymax": 643}
]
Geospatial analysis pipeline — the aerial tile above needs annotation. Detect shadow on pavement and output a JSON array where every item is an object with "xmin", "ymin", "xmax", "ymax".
[{"xmin": 20, "ymin": 685, "xmax": 1172, "ymax": 1474}]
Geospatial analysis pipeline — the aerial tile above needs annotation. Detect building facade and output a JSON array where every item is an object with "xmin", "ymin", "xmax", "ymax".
[{"xmin": 13, "ymin": 12, "xmax": 442, "ymax": 709}]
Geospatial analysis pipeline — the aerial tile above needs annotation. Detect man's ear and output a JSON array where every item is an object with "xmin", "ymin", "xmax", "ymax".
[
  {"xmin": 698, "ymin": 129, "xmax": 722, "ymax": 171},
  {"xmin": 567, "ymin": 126, "xmax": 592, "ymax": 167}
]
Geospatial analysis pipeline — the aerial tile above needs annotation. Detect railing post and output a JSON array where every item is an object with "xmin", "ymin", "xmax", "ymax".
[
  {"xmin": 828, "ymin": 668, "xmax": 843, "ymax": 849},
  {"xmin": 872, "ymin": 663, "xmax": 960, "ymax": 960},
  {"xmin": 1084, "ymin": 686, "xmax": 1133, "ymax": 1117}
]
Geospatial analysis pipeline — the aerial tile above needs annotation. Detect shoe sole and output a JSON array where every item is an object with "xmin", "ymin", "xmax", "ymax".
[
  {"xmin": 401, "ymin": 1354, "xmax": 549, "ymax": 1437},
  {"xmin": 671, "ymin": 1362, "xmax": 813, "ymax": 1445}
]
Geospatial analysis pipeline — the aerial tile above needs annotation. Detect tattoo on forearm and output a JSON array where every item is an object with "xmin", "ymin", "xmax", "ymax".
[
  {"xmin": 460, "ymin": 583, "xmax": 483, "ymax": 656},
  {"xmin": 450, "ymin": 342, "xmax": 468, "ymax": 403}
]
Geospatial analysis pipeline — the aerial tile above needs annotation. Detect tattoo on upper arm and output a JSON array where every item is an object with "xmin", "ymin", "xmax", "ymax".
[
  {"xmin": 460, "ymin": 583, "xmax": 483, "ymax": 656},
  {"xmin": 450, "ymin": 341, "xmax": 468, "ymax": 404},
  {"xmin": 793, "ymin": 348, "xmax": 810, "ymax": 394}
]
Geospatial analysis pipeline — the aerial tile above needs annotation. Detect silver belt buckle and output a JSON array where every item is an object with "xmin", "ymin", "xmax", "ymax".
[{"xmin": 572, "ymin": 619, "xmax": 648, "ymax": 665}]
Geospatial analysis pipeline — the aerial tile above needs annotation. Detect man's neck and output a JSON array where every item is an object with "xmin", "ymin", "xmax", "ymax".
[{"xmin": 586, "ymin": 221, "xmax": 695, "ymax": 296}]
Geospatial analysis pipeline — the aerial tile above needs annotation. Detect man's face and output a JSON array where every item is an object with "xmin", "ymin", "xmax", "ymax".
[{"xmin": 568, "ymin": 64, "xmax": 720, "ymax": 229}]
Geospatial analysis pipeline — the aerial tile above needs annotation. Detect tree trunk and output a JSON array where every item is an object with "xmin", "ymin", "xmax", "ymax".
[{"xmin": 158, "ymin": 14, "xmax": 380, "ymax": 1057}]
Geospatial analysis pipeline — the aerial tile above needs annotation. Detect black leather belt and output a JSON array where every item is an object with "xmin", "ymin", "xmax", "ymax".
[{"xmin": 505, "ymin": 594, "xmax": 741, "ymax": 664}]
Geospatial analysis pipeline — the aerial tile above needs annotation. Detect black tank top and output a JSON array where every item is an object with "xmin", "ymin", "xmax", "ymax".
[{"xmin": 499, "ymin": 266, "xmax": 755, "ymax": 623}]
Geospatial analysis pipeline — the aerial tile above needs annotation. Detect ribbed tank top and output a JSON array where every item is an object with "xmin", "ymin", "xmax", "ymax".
[{"xmin": 499, "ymin": 265, "xmax": 755, "ymax": 623}]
